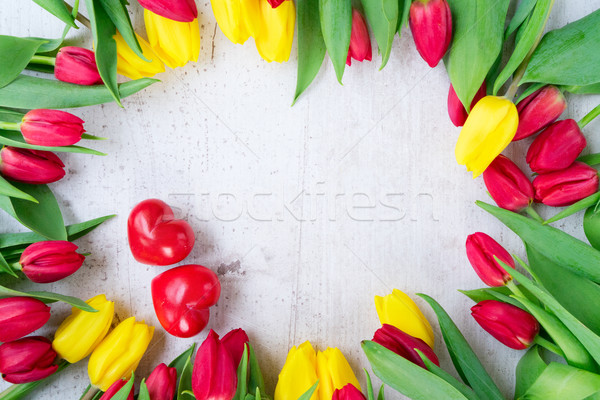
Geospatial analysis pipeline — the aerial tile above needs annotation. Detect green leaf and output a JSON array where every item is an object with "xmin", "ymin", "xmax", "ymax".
[
  {"xmin": 365, "ymin": 369, "xmax": 375, "ymax": 400},
  {"xmin": 234, "ymin": 345, "xmax": 249, "ymax": 400},
  {"xmin": 0, "ymin": 36, "xmax": 46, "ymax": 88},
  {"xmin": 579, "ymin": 153, "xmax": 600, "ymax": 167},
  {"xmin": 298, "ymin": 381, "xmax": 319, "ymax": 400},
  {"xmin": 417, "ymin": 294, "xmax": 504, "ymax": 400},
  {"xmin": 319, "ymin": 0, "xmax": 352, "ymax": 84},
  {"xmin": 459, "ymin": 285, "xmax": 538, "ymax": 306},
  {"xmin": 32, "ymin": 0, "xmax": 80, "ymax": 54},
  {"xmin": 32, "ymin": 0, "xmax": 77, "ymax": 27},
  {"xmin": 585, "ymin": 206, "xmax": 600, "ymax": 250},
  {"xmin": 396, "ymin": 0, "xmax": 410, "ymax": 32},
  {"xmin": 169, "ymin": 343, "xmax": 197, "ymax": 379},
  {"xmin": 505, "ymin": 0, "xmax": 538, "ymax": 38},
  {"xmin": 0, "ymin": 251, "xmax": 18, "ymax": 278},
  {"xmin": 293, "ymin": 0, "xmax": 326, "ymax": 104},
  {"xmin": 515, "ymin": 82, "xmax": 546, "ymax": 103},
  {"xmin": 138, "ymin": 380, "xmax": 151, "ymax": 400},
  {"xmin": 544, "ymin": 193, "xmax": 600, "ymax": 224},
  {"xmin": 0, "ymin": 130, "xmax": 105, "ymax": 155},
  {"xmin": 515, "ymin": 346, "xmax": 547, "ymax": 399},
  {"xmin": 110, "ymin": 375, "xmax": 134, "ymax": 400},
  {"xmin": 444, "ymin": 0, "xmax": 510, "ymax": 109},
  {"xmin": 522, "ymin": 9, "xmax": 600, "ymax": 87},
  {"xmin": 0, "ymin": 184, "xmax": 66, "ymax": 240},
  {"xmin": 562, "ymin": 83, "xmax": 600, "ymax": 95},
  {"xmin": 478, "ymin": 201, "xmax": 600, "ymax": 283},
  {"xmin": 98, "ymin": 0, "xmax": 145, "ymax": 59},
  {"xmin": 362, "ymin": 341, "xmax": 470, "ymax": 400},
  {"xmin": 377, "ymin": 385, "xmax": 385, "ymax": 400},
  {"xmin": 521, "ymin": 363, "xmax": 600, "ymax": 400},
  {"xmin": 417, "ymin": 350, "xmax": 479, "ymax": 400},
  {"xmin": 0, "ymin": 75, "xmax": 157, "ymax": 109},
  {"xmin": 0, "ymin": 284, "xmax": 95, "ymax": 311},
  {"xmin": 247, "ymin": 344, "xmax": 266, "ymax": 394},
  {"xmin": 0, "ymin": 175, "xmax": 38, "ymax": 202},
  {"xmin": 177, "ymin": 348, "xmax": 195, "ymax": 400},
  {"xmin": 360, "ymin": 0, "xmax": 398, "ymax": 69}
]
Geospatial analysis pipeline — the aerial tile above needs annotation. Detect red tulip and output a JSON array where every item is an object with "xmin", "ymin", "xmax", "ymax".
[
  {"xmin": 471, "ymin": 300, "xmax": 539, "ymax": 350},
  {"xmin": 221, "ymin": 328, "xmax": 249, "ymax": 368},
  {"xmin": 0, "ymin": 147, "xmax": 65, "ymax": 184},
  {"xmin": 483, "ymin": 155, "xmax": 534, "ymax": 212},
  {"xmin": 20, "ymin": 241, "xmax": 85, "ymax": 284},
  {"xmin": 21, "ymin": 109, "xmax": 85, "ymax": 147},
  {"xmin": 372, "ymin": 324, "xmax": 439, "ymax": 368},
  {"xmin": 99, "ymin": 379, "xmax": 134, "ymax": 400},
  {"xmin": 346, "ymin": 9, "xmax": 372, "ymax": 66},
  {"xmin": 533, "ymin": 162, "xmax": 599, "ymax": 207},
  {"xmin": 192, "ymin": 330, "xmax": 237, "ymax": 400},
  {"xmin": 447, "ymin": 82, "xmax": 487, "ymax": 127},
  {"xmin": 146, "ymin": 363, "xmax": 177, "ymax": 400},
  {"xmin": 526, "ymin": 119, "xmax": 587, "ymax": 174},
  {"xmin": 0, "ymin": 337, "xmax": 58, "ymax": 384},
  {"xmin": 137, "ymin": 0, "xmax": 197, "ymax": 22},
  {"xmin": 0, "ymin": 297, "xmax": 51, "ymax": 343},
  {"xmin": 55, "ymin": 47, "xmax": 102, "ymax": 86},
  {"xmin": 465, "ymin": 232, "xmax": 513, "ymax": 287},
  {"xmin": 409, "ymin": 0, "xmax": 452, "ymax": 68},
  {"xmin": 333, "ymin": 384, "xmax": 367, "ymax": 400},
  {"xmin": 514, "ymin": 85, "xmax": 566, "ymax": 141},
  {"xmin": 267, "ymin": 0, "xmax": 286, "ymax": 7}
]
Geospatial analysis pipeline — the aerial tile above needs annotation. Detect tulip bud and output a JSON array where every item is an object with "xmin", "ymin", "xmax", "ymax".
[
  {"xmin": 514, "ymin": 85, "xmax": 567, "ymax": 141},
  {"xmin": 254, "ymin": 0, "xmax": 296, "ymax": 63},
  {"xmin": 316, "ymin": 347, "xmax": 361, "ymax": 400},
  {"xmin": 53, "ymin": 294, "xmax": 115, "ymax": 364},
  {"xmin": 146, "ymin": 363, "xmax": 177, "ymax": 400},
  {"xmin": 192, "ymin": 330, "xmax": 238, "ymax": 400},
  {"xmin": 221, "ymin": 328, "xmax": 249, "ymax": 368},
  {"xmin": 465, "ymin": 232, "xmax": 514, "ymax": 287},
  {"xmin": 526, "ymin": 119, "xmax": 587, "ymax": 174},
  {"xmin": 483, "ymin": 154, "xmax": 534, "ymax": 212},
  {"xmin": 332, "ymin": 384, "xmax": 366, "ymax": 400},
  {"xmin": 455, "ymin": 96, "xmax": 519, "ymax": 177},
  {"xmin": 137, "ymin": 0, "xmax": 197, "ymax": 22},
  {"xmin": 346, "ymin": 9, "xmax": 372, "ymax": 66},
  {"xmin": 55, "ymin": 47, "xmax": 102, "ymax": 85},
  {"xmin": 0, "ymin": 297, "xmax": 51, "ymax": 343},
  {"xmin": 99, "ymin": 379, "xmax": 134, "ymax": 400},
  {"xmin": 447, "ymin": 82, "xmax": 487, "ymax": 127},
  {"xmin": 20, "ymin": 241, "xmax": 85, "ymax": 283},
  {"xmin": 88, "ymin": 317, "xmax": 154, "ymax": 391},
  {"xmin": 144, "ymin": 10, "xmax": 200, "ymax": 68},
  {"xmin": 20, "ymin": 109, "xmax": 85, "ymax": 147},
  {"xmin": 115, "ymin": 32, "xmax": 165, "ymax": 80},
  {"xmin": 0, "ymin": 147, "xmax": 65, "ymax": 184},
  {"xmin": 275, "ymin": 341, "xmax": 318, "ymax": 400},
  {"xmin": 471, "ymin": 300, "xmax": 539, "ymax": 350},
  {"xmin": 0, "ymin": 337, "xmax": 58, "ymax": 384},
  {"xmin": 372, "ymin": 324, "xmax": 439, "ymax": 368},
  {"xmin": 533, "ymin": 162, "xmax": 599, "ymax": 207},
  {"xmin": 409, "ymin": 0, "xmax": 452, "ymax": 68}
]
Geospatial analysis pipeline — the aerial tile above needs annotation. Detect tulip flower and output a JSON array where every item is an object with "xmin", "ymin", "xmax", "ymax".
[
  {"xmin": 146, "ymin": 363, "xmax": 177, "ymax": 400},
  {"xmin": 465, "ymin": 232, "xmax": 514, "ymax": 287},
  {"xmin": 144, "ymin": 10, "xmax": 200, "ymax": 69},
  {"xmin": 447, "ymin": 82, "xmax": 487, "ymax": 127},
  {"xmin": 0, "ymin": 337, "xmax": 58, "ymax": 384},
  {"xmin": 210, "ymin": 0, "xmax": 261, "ymax": 45},
  {"xmin": 275, "ymin": 341, "xmax": 318, "ymax": 400},
  {"xmin": 20, "ymin": 240, "xmax": 86, "ymax": 283},
  {"xmin": 53, "ymin": 294, "xmax": 115, "ymax": 363},
  {"xmin": 137, "ymin": 0, "xmax": 197, "ymax": 22},
  {"xmin": 482, "ymin": 155, "xmax": 534, "ymax": 212},
  {"xmin": 0, "ymin": 147, "xmax": 65, "ymax": 184},
  {"xmin": 254, "ymin": 0, "xmax": 295, "ymax": 63},
  {"xmin": 514, "ymin": 85, "xmax": 566, "ymax": 141},
  {"xmin": 115, "ymin": 32, "xmax": 165, "ymax": 80},
  {"xmin": 455, "ymin": 96, "xmax": 519, "ymax": 178},
  {"xmin": 332, "ymin": 384, "xmax": 366, "ymax": 400},
  {"xmin": 526, "ymin": 119, "xmax": 587, "ymax": 174},
  {"xmin": 88, "ymin": 316, "xmax": 154, "ymax": 391},
  {"xmin": 19, "ymin": 109, "xmax": 85, "ymax": 146},
  {"xmin": 54, "ymin": 46, "xmax": 102, "ymax": 85},
  {"xmin": 0, "ymin": 297, "xmax": 51, "ymax": 343},
  {"xmin": 99, "ymin": 379, "xmax": 134, "ymax": 400},
  {"xmin": 372, "ymin": 324, "xmax": 439, "ymax": 368},
  {"xmin": 374, "ymin": 289, "xmax": 434, "ymax": 347},
  {"xmin": 409, "ymin": 0, "xmax": 452, "ymax": 68},
  {"xmin": 192, "ymin": 330, "xmax": 237, "ymax": 400},
  {"xmin": 268, "ymin": 0, "xmax": 286, "ymax": 7},
  {"xmin": 533, "ymin": 162, "xmax": 599, "ymax": 207},
  {"xmin": 471, "ymin": 300, "xmax": 539, "ymax": 350},
  {"xmin": 222, "ymin": 328, "xmax": 250, "ymax": 367},
  {"xmin": 316, "ymin": 347, "xmax": 361, "ymax": 400},
  {"xmin": 346, "ymin": 9, "xmax": 372, "ymax": 66}
]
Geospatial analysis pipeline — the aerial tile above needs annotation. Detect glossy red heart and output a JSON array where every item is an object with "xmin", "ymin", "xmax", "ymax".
[
  {"xmin": 151, "ymin": 264, "xmax": 221, "ymax": 338},
  {"xmin": 127, "ymin": 199, "xmax": 195, "ymax": 266}
]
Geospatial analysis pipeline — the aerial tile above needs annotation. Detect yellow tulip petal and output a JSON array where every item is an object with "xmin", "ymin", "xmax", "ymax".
[
  {"xmin": 114, "ymin": 32, "xmax": 165, "ymax": 79},
  {"xmin": 275, "ymin": 341, "xmax": 318, "ymax": 400},
  {"xmin": 144, "ymin": 10, "xmax": 200, "ymax": 69},
  {"xmin": 317, "ymin": 348, "xmax": 360, "ymax": 400},
  {"xmin": 254, "ymin": 0, "xmax": 295, "ymax": 63}
]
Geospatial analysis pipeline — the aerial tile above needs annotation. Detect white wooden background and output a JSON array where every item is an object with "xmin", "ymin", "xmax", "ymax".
[{"xmin": 1, "ymin": 1, "xmax": 599, "ymax": 398}]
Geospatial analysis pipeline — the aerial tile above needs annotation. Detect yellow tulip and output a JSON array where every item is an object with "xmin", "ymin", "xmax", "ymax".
[
  {"xmin": 275, "ymin": 341, "xmax": 318, "ymax": 400},
  {"xmin": 316, "ymin": 348, "xmax": 361, "ymax": 400},
  {"xmin": 114, "ymin": 31, "xmax": 165, "ymax": 79},
  {"xmin": 455, "ymin": 96, "xmax": 519, "ymax": 178},
  {"xmin": 88, "ymin": 316, "xmax": 154, "ymax": 391},
  {"xmin": 52, "ymin": 294, "xmax": 114, "ymax": 364},
  {"xmin": 210, "ymin": 0, "xmax": 261, "ymax": 44},
  {"xmin": 375, "ymin": 289, "xmax": 434, "ymax": 347},
  {"xmin": 254, "ymin": 0, "xmax": 295, "ymax": 63},
  {"xmin": 144, "ymin": 9, "xmax": 200, "ymax": 69}
]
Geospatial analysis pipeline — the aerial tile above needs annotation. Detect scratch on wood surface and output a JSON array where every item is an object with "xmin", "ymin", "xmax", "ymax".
[{"xmin": 211, "ymin": 24, "xmax": 217, "ymax": 61}]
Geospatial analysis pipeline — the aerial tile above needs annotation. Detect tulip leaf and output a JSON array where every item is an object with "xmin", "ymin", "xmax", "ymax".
[
  {"xmin": 0, "ymin": 175, "xmax": 38, "ymax": 203},
  {"xmin": 396, "ymin": 0, "xmax": 410, "ymax": 32},
  {"xmin": 377, "ymin": 385, "xmax": 385, "ymax": 400},
  {"xmin": 362, "ymin": 341, "xmax": 471, "ymax": 400},
  {"xmin": 247, "ymin": 344, "xmax": 266, "ymax": 395},
  {"xmin": 0, "ymin": 36, "xmax": 46, "ymax": 88},
  {"xmin": 515, "ymin": 346, "xmax": 548, "ymax": 399},
  {"xmin": 234, "ymin": 345, "xmax": 250, "ymax": 400},
  {"xmin": 0, "ymin": 75, "xmax": 157, "ymax": 109},
  {"xmin": 584, "ymin": 207, "xmax": 600, "ymax": 251},
  {"xmin": 478, "ymin": 201, "xmax": 600, "ymax": 283},
  {"xmin": 543, "ymin": 193, "xmax": 600, "ymax": 225},
  {"xmin": 169, "ymin": 343, "xmax": 197, "ymax": 379},
  {"xmin": 319, "ymin": 0, "xmax": 352, "ymax": 84},
  {"xmin": 579, "ymin": 153, "xmax": 600, "ymax": 167},
  {"xmin": 32, "ymin": 0, "xmax": 77, "ymax": 28},
  {"xmin": 444, "ymin": 0, "xmax": 510, "ymax": 109},
  {"xmin": 417, "ymin": 294, "xmax": 504, "ymax": 400},
  {"xmin": 138, "ymin": 380, "xmax": 151, "ymax": 400},
  {"xmin": 0, "ymin": 130, "xmax": 105, "ymax": 156},
  {"xmin": 505, "ymin": 0, "xmax": 537, "ymax": 39},
  {"xmin": 110, "ymin": 375, "xmax": 135, "ymax": 400},
  {"xmin": 98, "ymin": 0, "xmax": 145, "ymax": 60},
  {"xmin": 417, "ymin": 350, "xmax": 479, "ymax": 400},
  {"xmin": 177, "ymin": 349, "xmax": 195, "ymax": 400},
  {"xmin": 515, "ymin": 82, "xmax": 545, "ymax": 103},
  {"xmin": 365, "ymin": 369, "xmax": 376, "ymax": 400},
  {"xmin": 293, "ymin": 0, "xmax": 326, "ymax": 104},
  {"xmin": 32, "ymin": 0, "xmax": 80, "ymax": 54},
  {"xmin": 459, "ymin": 285, "xmax": 538, "ymax": 306},
  {"xmin": 0, "ymin": 251, "xmax": 18, "ymax": 278},
  {"xmin": 0, "ymin": 284, "xmax": 96, "ymax": 311},
  {"xmin": 298, "ymin": 381, "xmax": 319, "ymax": 400},
  {"xmin": 521, "ymin": 9, "xmax": 600, "ymax": 87},
  {"xmin": 360, "ymin": 0, "xmax": 398, "ymax": 69},
  {"xmin": 562, "ymin": 83, "xmax": 600, "ymax": 95},
  {"xmin": 520, "ymin": 363, "xmax": 600, "ymax": 400}
]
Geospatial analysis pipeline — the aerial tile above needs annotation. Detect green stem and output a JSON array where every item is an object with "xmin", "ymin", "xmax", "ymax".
[
  {"xmin": 579, "ymin": 103, "xmax": 600, "ymax": 129},
  {"xmin": 525, "ymin": 205, "xmax": 544, "ymax": 223},
  {"xmin": 533, "ymin": 336, "xmax": 566, "ymax": 358},
  {"xmin": 29, "ymin": 55, "xmax": 56, "ymax": 67},
  {"xmin": 507, "ymin": 280, "xmax": 526, "ymax": 299},
  {"xmin": 79, "ymin": 386, "xmax": 100, "ymax": 400},
  {"xmin": 64, "ymin": 1, "xmax": 91, "ymax": 29},
  {"xmin": 0, "ymin": 121, "xmax": 22, "ymax": 131},
  {"xmin": 0, "ymin": 360, "xmax": 70, "ymax": 400}
]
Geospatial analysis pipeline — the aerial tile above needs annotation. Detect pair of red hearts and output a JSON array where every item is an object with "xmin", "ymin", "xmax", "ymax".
[{"xmin": 127, "ymin": 199, "xmax": 220, "ymax": 338}]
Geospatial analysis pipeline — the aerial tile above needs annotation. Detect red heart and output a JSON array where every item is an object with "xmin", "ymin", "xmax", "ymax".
[{"xmin": 127, "ymin": 199, "xmax": 195, "ymax": 266}]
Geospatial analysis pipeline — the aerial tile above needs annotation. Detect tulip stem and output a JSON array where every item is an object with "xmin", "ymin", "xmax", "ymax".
[
  {"xmin": 79, "ymin": 385, "xmax": 99, "ymax": 400},
  {"xmin": 524, "ymin": 206, "xmax": 544, "ymax": 223},
  {"xmin": 63, "ymin": 1, "xmax": 91, "ymax": 29},
  {"xmin": 0, "ymin": 121, "xmax": 22, "ymax": 131},
  {"xmin": 29, "ymin": 55, "xmax": 56, "ymax": 67},
  {"xmin": 578, "ymin": 103, "xmax": 600, "ymax": 129},
  {"xmin": 533, "ymin": 336, "xmax": 565, "ymax": 358}
]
